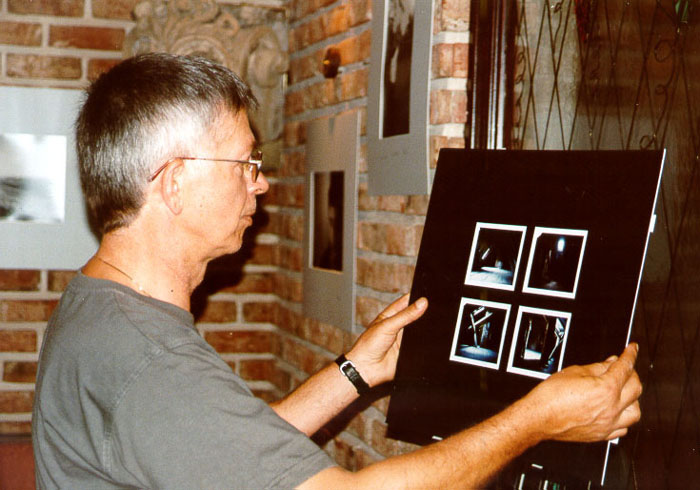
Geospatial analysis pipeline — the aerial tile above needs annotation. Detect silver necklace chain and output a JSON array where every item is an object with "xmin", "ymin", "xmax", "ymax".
[{"xmin": 95, "ymin": 256, "xmax": 151, "ymax": 297}]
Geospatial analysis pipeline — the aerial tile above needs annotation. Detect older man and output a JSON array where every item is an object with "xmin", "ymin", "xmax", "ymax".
[{"xmin": 32, "ymin": 53, "xmax": 641, "ymax": 489}]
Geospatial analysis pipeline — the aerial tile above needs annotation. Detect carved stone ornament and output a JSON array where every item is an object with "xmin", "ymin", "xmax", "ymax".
[{"xmin": 124, "ymin": 0, "xmax": 288, "ymax": 168}]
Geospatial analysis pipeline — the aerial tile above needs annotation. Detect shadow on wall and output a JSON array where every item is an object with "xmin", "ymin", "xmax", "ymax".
[{"xmin": 190, "ymin": 206, "xmax": 269, "ymax": 321}]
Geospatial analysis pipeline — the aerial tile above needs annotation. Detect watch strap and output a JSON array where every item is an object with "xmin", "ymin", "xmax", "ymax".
[{"xmin": 334, "ymin": 354, "xmax": 370, "ymax": 395}]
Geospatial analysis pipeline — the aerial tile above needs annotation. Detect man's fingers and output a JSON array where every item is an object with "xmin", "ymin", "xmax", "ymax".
[
  {"xmin": 375, "ymin": 294, "xmax": 411, "ymax": 321},
  {"xmin": 604, "ymin": 343, "xmax": 638, "ymax": 385},
  {"xmin": 376, "ymin": 297, "xmax": 428, "ymax": 334}
]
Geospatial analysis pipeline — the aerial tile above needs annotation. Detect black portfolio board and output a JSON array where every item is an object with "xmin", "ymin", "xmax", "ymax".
[{"xmin": 386, "ymin": 149, "xmax": 665, "ymax": 487}]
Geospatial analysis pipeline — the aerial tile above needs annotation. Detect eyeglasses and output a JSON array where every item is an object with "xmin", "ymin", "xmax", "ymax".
[{"xmin": 148, "ymin": 150, "xmax": 263, "ymax": 183}]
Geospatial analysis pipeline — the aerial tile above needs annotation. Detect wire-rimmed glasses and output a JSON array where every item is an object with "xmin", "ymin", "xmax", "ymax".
[{"xmin": 148, "ymin": 149, "xmax": 263, "ymax": 183}]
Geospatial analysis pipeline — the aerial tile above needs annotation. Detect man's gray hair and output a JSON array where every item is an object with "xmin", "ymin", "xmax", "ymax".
[{"xmin": 76, "ymin": 52, "xmax": 257, "ymax": 236}]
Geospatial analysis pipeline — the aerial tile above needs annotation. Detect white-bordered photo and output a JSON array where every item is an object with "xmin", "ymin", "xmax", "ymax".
[
  {"xmin": 366, "ymin": 0, "xmax": 434, "ymax": 195},
  {"xmin": 464, "ymin": 222, "xmax": 527, "ymax": 291},
  {"xmin": 523, "ymin": 227, "xmax": 588, "ymax": 299},
  {"xmin": 449, "ymin": 297, "xmax": 511, "ymax": 370},
  {"xmin": 507, "ymin": 306, "xmax": 572, "ymax": 379}
]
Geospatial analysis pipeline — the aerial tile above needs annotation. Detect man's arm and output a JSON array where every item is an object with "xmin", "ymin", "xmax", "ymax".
[
  {"xmin": 270, "ymin": 294, "xmax": 427, "ymax": 436},
  {"xmin": 298, "ymin": 344, "xmax": 642, "ymax": 489}
]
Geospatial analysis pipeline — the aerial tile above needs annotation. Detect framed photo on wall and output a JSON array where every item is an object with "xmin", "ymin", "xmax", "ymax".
[
  {"xmin": 0, "ymin": 86, "xmax": 98, "ymax": 270},
  {"xmin": 367, "ymin": 0, "xmax": 434, "ymax": 195},
  {"xmin": 303, "ymin": 111, "xmax": 359, "ymax": 332},
  {"xmin": 387, "ymin": 149, "xmax": 665, "ymax": 486}
]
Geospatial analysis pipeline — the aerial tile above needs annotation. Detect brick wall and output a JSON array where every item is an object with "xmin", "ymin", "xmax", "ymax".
[
  {"xmin": 273, "ymin": 0, "xmax": 468, "ymax": 468},
  {"xmin": 0, "ymin": 0, "xmax": 470, "ymax": 469}
]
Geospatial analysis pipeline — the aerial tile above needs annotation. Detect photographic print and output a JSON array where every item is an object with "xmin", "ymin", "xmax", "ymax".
[
  {"xmin": 312, "ymin": 171, "xmax": 344, "ymax": 272},
  {"xmin": 382, "ymin": 0, "xmax": 414, "ymax": 138},
  {"xmin": 523, "ymin": 227, "xmax": 588, "ymax": 299},
  {"xmin": 449, "ymin": 298, "xmax": 511, "ymax": 370},
  {"xmin": 507, "ymin": 306, "xmax": 572, "ymax": 380},
  {"xmin": 464, "ymin": 223, "xmax": 527, "ymax": 291},
  {"xmin": 366, "ymin": 0, "xmax": 433, "ymax": 195},
  {"xmin": 0, "ymin": 133, "xmax": 66, "ymax": 224}
]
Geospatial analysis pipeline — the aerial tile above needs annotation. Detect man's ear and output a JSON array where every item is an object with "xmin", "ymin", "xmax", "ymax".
[{"xmin": 158, "ymin": 158, "xmax": 185, "ymax": 215}]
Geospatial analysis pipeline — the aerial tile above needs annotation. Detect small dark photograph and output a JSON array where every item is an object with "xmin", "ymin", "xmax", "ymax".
[
  {"xmin": 507, "ymin": 307, "xmax": 571, "ymax": 379},
  {"xmin": 312, "ymin": 171, "xmax": 344, "ymax": 271},
  {"xmin": 524, "ymin": 227, "xmax": 587, "ymax": 299},
  {"xmin": 465, "ymin": 223, "xmax": 527, "ymax": 291},
  {"xmin": 450, "ymin": 298, "xmax": 511, "ymax": 369},
  {"xmin": 382, "ymin": 0, "xmax": 414, "ymax": 138}
]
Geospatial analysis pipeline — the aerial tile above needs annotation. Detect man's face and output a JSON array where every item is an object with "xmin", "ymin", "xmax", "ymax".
[{"xmin": 180, "ymin": 110, "xmax": 269, "ymax": 259}]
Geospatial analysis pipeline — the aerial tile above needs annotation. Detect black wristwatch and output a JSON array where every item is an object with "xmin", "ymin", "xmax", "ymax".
[{"xmin": 334, "ymin": 354, "xmax": 371, "ymax": 395}]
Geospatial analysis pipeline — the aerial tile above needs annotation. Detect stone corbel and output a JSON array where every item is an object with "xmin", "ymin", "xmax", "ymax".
[{"xmin": 124, "ymin": 0, "xmax": 288, "ymax": 169}]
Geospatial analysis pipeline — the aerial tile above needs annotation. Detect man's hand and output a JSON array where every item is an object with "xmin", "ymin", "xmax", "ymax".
[
  {"xmin": 522, "ymin": 343, "xmax": 642, "ymax": 443},
  {"xmin": 346, "ymin": 294, "xmax": 428, "ymax": 388}
]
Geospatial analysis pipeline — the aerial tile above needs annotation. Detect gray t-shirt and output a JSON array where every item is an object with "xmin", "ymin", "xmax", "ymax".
[{"xmin": 32, "ymin": 273, "xmax": 334, "ymax": 489}]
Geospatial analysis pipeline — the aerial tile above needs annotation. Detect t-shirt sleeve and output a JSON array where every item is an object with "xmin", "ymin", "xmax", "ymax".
[{"xmin": 108, "ymin": 342, "xmax": 335, "ymax": 489}]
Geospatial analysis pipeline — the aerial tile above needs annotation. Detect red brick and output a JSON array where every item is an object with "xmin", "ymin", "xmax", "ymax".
[
  {"xmin": 348, "ymin": 0, "xmax": 371, "ymax": 26},
  {"xmin": 205, "ymin": 330, "xmax": 275, "ymax": 353},
  {"xmin": 0, "ymin": 300, "xmax": 57, "ymax": 322},
  {"xmin": 273, "ymin": 274, "xmax": 303, "ymax": 303},
  {"xmin": 50, "ymin": 25, "xmax": 125, "ymax": 51},
  {"xmin": 239, "ymin": 358, "xmax": 276, "ymax": 382},
  {"xmin": 340, "ymin": 68, "xmax": 368, "ymax": 101},
  {"xmin": 0, "ymin": 331, "xmax": 36, "ymax": 353},
  {"xmin": 356, "ymin": 258, "xmax": 415, "ymax": 293},
  {"xmin": 278, "ymin": 244, "xmax": 303, "ymax": 271},
  {"xmin": 299, "ymin": 318, "xmax": 347, "ymax": 354},
  {"xmin": 308, "ymin": 16, "xmax": 325, "ymax": 45},
  {"xmin": 87, "ymin": 58, "xmax": 121, "ymax": 80},
  {"xmin": 243, "ymin": 302, "xmax": 276, "ymax": 323},
  {"xmin": 0, "ymin": 391, "xmax": 33, "ymax": 413},
  {"xmin": 452, "ymin": 91, "xmax": 467, "ymax": 123},
  {"xmin": 336, "ymin": 31, "xmax": 371, "ymax": 66},
  {"xmin": 453, "ymin": 43, "xmax": 469, "ymax": 77},
  {"xmin": 8, "ymin": 0, "xmax": 83, "ymax": 16},
  {"xmin": 196, "ymin": 301, "xmax": 237, "ymax": 323},
  {"xmin": 283, "ymin": 121, "xmax": 307, "ymax": 147},
  {"xmin": 357, "ymin": 183, "xmax": 407, "ymax": 212},
  {"xmin": 7, "ymin": 54, "xmax": 81, "ymax": 80},
  {"xmin": 92, "ymin": 0, "xmax": 139, "ymax": 19},
  {"xmin": 434, "ymin": 44, "xmax": 454, "ymax": 78},
  {"xmin": 48, "ymin": 270, "xmax": 77, "ymax": 292},
  {"xmin": 280, "ymin": 337, "xmax": 331, "ymax": 375},
  {"xmin": 219, "ymin": 273, "xmax": 273, "ymax": 294},
  {"xmin": 0, "ymin": 422, "xmax": 31, "ymax": 435},
  {"xmin": 358, "ymin": 223, "xmax": 423, "ymax": 256},
  {"xmin": 265, "ymin": 182, "xmax": 304, "ymax": 207},
  {"xmin": 285, "ymin": 90, "xmax": 306, "ymax": 116},
  {"xmin": 0, "ymin": 271, "xmax": 40, "ymax": 291},
  {"xmin": 2, "ymin": 361, "xmax": 38, "ymax": 383},
  {"xmin": 0, "ymin": 21, "xmax": 42, "ymax": 46},
  {"xmin": 250, "ymin": 388, "xmax": 277, "ymax": 403},
  {"xmin": 276, "ymin": 306, "xmax": 303, "ymax": 336},
  {"xmin": 250, "ymin": 243, "xmax": 277, "ymax": 265},
  {"xmin": 406, "ymin": 195, "xmax": 431, "ymax": 215},
  {"xmin": 278, "ymin": 151, "xmax": 305, "ymax": 178},
  {"xmin": 441, "ymin": 0, "xmax": 469, "ymax": 31},
  {"xmin": 325, "ymin": 5, "xmax": 350, "ymax": 37},
  {"xmin": 356, "ymin": 295, "xmax": 393, "ymax": 328}
]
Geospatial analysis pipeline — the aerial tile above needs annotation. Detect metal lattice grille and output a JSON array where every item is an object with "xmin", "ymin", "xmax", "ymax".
[{"xmin": 510, "ymin": 1, "xmax": 700, "ymax": 487}]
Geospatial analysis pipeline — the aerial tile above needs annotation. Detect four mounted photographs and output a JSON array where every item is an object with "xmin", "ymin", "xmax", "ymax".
[
  {"xmin": 460, "ymin": 223, "xmax": 587, "ymax": 379},
  {"xmin": 507, "ymin": 306, "xmax": 571, "ymax": 379},
  {"xmin": 464, "ymin": 223, "xmax": 527, "ymax": 291},
  {"xmin": 449, "ymin": 298, "xmax": 511, "ymax": 370}
]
